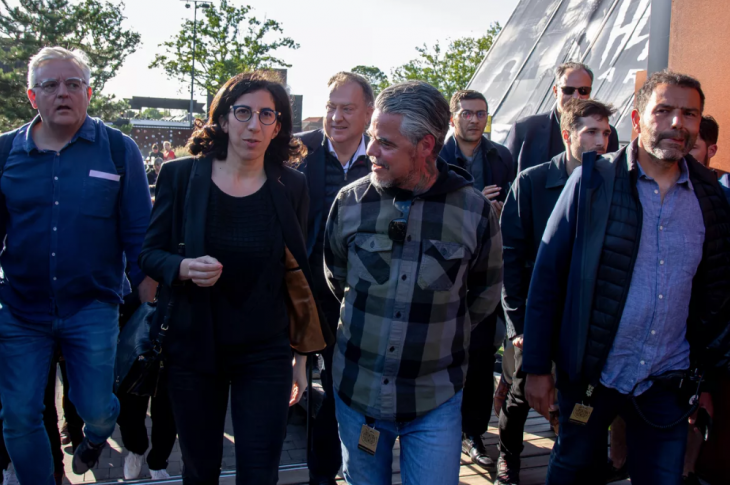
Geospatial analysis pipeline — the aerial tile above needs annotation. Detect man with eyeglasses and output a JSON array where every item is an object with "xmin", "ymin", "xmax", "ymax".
[
  {"xmin": 296, "ymin": 71, "xmax": 374, "ymax": 485},
  {"xmin": 0, "ymin": 47, "xmax": 153, "ymax": 485},
  {"xmin": 325, "ymin": 81, "xmax": 502, "ymax": 485},
  {"xmin": 440, "ymin": 89, "xmax": 514, "ymax": 470},
  {"xmin": 505, "ymin": 62, "xmax": 619, "ymax": 174}
]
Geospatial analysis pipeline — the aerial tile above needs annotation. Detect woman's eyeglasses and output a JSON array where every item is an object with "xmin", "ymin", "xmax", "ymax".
[
  {"xmin": 230, "ymin": 105, "xmax": 280, "ymax": 125},
  {"xmin": 560, "ymin": 86, "xmax": 592, "ymax": 96}
]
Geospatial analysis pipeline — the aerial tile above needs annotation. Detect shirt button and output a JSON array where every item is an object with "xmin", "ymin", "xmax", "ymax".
[
  {"xmin": 53, "ymin": 277, "xmax": 57, "ymax": 281},
  {"xmin": 53, "ymin": 227, "xmax": 57, "ymax": 231},
  {"xmin": 654, "ymin": 190, "xmax": 659, "ymax": 194},
  {"xmin": 659, "ymin": 226, "xmax": 664, "ymax": 231},
  {"xmin": 660, "ymin": 260, "xmax": 664, "ymax": 265},
  {"xmin": 395, "ymin": 312, "xmax": 401, "ymax": 318},
  {"xmin": 640, "ymin": 360, "xmax": 645, "ymax": 365},
  {"xmin": 54, "ymin": 201, "xmax": 59, "ymax": 205},
  {"xmin": 54, "ymin": 176, "xmax": 58, "ymax": 180},
  {"xmin": 383, "ymin": 378, "xmax": 390, "ymax": 385},
  {"xmin": 651, "ymin": 330, "xmax": 656, "ymax": 335},
  {"xmin": 401, "ymin": 275, "xmax": 407, "ymax": 281},
  {"xmin": 406, "ymin": 235, "xmax": 412, "ymax": 242},
  {"xmin": 389, "ymin": 346, "xmax": 395, "ymax": 352},
  {"xmin": 659, "ymin": 294, "xmax": 663, "ymax": 299},
  {"xmin": 51, "ymin": 253, "xmax": 55, "ymax": 257}
]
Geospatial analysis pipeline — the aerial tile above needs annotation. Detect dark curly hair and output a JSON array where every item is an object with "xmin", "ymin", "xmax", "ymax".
[{"xmin": 186, "ymin": 71, "xmax": 306, "ymax": 166}]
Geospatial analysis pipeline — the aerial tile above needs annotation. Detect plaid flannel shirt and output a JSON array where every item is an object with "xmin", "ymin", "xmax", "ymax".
[{"xmin": 324, "ymin": 159, "xmax": 503, "ymax": 421}]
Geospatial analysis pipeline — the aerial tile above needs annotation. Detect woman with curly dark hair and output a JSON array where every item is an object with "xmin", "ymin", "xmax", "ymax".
[{"xmin": 139, "ymin": 71, "xmax": 331, "ymax": 484}]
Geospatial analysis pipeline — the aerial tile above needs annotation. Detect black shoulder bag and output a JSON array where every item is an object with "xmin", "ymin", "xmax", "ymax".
[{"xmin": 116, "ymin": 159, "xmax": 195, "ymax": 397}]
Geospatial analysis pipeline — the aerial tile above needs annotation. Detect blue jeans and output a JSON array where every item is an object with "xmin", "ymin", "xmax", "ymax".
[
  {"xmin": 334, "ymin": 390, "xmax": 463, "ymax": 485},
  {"xmin": 0, "ymin": 300, "xmax": 120, "ymax": 485},
  {"xmin": 547, "ymin": 378, "xmax": 689, "ymax": 485}
]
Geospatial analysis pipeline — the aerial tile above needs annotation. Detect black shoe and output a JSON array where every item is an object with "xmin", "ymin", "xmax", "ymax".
[
  {"xmin": 462, "ymin": 434, "xmax": 495, "ymax": 469},
  {"xmin": 60, "ymin": 423, "xmax": 71, "ymax": 446},
  {"xmin": 308, "ymin": 472, "xmax": 337, "ymax": 485},
  {"xmin": 496, "ymin": 455, "xmax": 521, "ymax": 485},
  {"xmin": 605, "ymin": 459, "xmax": 629, "ymax": 483},
  {"xmin": 72, "ymin": 438, "xmax": 106, "ymax": 475},
  {"xmin": 683, "ymin": 473, "xmax": 702, "ymax": 485}
]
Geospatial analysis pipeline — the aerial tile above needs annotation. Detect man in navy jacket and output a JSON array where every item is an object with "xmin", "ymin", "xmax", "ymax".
[
  {"xmin": 505, "ymin": 62, "xmax": 620, "ymax": 175},
  {"xmin": 296, "ymin": 72, "xmax": 373, "ymax": 485}
]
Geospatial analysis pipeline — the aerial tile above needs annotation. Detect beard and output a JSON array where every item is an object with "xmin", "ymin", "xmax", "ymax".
[
  {"xmin": 371, "ymin": 155, "xmax": 421, "ymax": 191},
  {"xmin": 644, "ymin": 127, "xmax": 696, "ymax": 162}
]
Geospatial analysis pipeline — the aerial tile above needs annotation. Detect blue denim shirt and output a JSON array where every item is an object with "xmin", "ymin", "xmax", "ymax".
[
  {"xmin": 0, "ymin": 116, "xmax": 151, "ymax": 322},
  {"xmin": 600, "ymin": 147, "xmax": 704, "ymax": 395}
]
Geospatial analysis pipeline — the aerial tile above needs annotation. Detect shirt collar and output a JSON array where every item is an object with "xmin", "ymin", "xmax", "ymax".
[
  {"xmin": 327, "ymin": 135, "xmax": 367, "ymax": 168},
  {"xmin": 545, "ymin": 152, "xmax": 569, "ymax": 189},
  {"xmin": 23, "ymin": 115, "xmax": 96, "ymax": 153}
]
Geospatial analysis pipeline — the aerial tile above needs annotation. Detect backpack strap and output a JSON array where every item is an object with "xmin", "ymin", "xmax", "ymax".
[
  {"xmin": 104, "ymin": 125, "xmax": 127, "ymax": 177},
  {"xmin": 0, "ymin": 129, "xmax": 20, "ymax": 180}
]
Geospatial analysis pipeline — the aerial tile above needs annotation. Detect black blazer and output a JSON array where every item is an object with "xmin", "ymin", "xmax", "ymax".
[
  {"xmin": 139, "ymin": 155, "xmax": 328, "ymax": 373},
  {"xmin": 505, "ymin": 109, "xmax": 619, "ymax": 175},
  {"xmin": 296, "ymin": 129, "xmax": 370, "ymax": 256}
]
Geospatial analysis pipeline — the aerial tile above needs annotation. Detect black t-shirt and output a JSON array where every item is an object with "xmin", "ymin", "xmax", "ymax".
[{"xmin": 205, "ymin": 180, "xmax": 285, "ymax": 344}]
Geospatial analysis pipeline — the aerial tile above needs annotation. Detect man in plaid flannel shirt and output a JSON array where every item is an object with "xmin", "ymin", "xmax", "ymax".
[{"xmin": 324, "ymin": 81, "xmax": 503, "ymax": 485}]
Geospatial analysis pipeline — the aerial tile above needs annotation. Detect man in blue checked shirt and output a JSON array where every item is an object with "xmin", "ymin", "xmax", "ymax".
[{"xmin": 0, "ymin": 47, "xmax": 154, "ymax": 485}]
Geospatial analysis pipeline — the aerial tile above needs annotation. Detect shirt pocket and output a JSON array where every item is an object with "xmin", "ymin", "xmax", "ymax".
[
  {"xmin": 81, "ymin": 175, "xmax": 120, "ymax": 218},
  {"xmin": 349, "ymin": 233, "xmax": 393, "ymax": 285},
  {"xmin": 682, "ymin": 233, "xmax": 704, "ymax": 277},
  {"xmin": 417, "ymin": 239, "xmax": 467, "ymax": 291}
]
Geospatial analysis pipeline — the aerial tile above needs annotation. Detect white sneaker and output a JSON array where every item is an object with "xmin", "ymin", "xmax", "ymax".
[
  {"xmin": 123, "ymin": 452, "xmax": 144, "ymax": 480},
  {"xmin": 150, "ymin": 468, "xmax": 171, "ymax": 479},
  {"xmin": 3, "ymin": 464, "xmax": 19, "ymax": 485}
]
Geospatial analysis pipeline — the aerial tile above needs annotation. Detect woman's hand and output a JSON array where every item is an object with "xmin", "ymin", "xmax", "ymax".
[
  {"xmin": 179, "ymin": 256, "xmax": 223, "ymax": 287},
  {"xmin": 290, "ymin": 354, "xmax": 308, "ymax": 407}
]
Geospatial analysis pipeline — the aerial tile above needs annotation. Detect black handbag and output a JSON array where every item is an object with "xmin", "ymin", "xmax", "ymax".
[{"xmin": 114, "ymin": 159, "xmax": 195, "ymax": 397}]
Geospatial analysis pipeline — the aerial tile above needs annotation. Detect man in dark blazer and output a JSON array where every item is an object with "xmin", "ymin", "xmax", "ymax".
[
  {"xmin": 497, "ymin": 99, "xmax": 615, "ymax": 484},
  {"xmin": 440, "ymin": 90, "xmax": 514, "ymax": 470},
  {"xmin": 505, "ymin": 62, "xmax": 620, "ymax": 175},
  {"xmin": 296, "ymin": 72, "xmax": 374, "ymax": 485}
]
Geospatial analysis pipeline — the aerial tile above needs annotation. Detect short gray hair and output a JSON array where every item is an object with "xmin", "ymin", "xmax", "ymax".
[
  {"xmin": 554, "ymin": 62, "xmax": 594, "ymax": 84},
  {"xmin": 375, "ymin": 81, "xmax": 450, "ymax": 158},
  {"xmin": 28, "ymin": 46, "xmax": 91, "ymax": 89}
]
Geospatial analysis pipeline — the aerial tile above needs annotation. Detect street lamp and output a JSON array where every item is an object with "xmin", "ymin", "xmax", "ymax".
[{"xmin": 182, "ymin": 0, "xmax": 211, "ymax": 126}]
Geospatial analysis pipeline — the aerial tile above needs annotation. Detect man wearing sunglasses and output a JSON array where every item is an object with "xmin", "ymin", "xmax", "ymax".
[
  {"xmin": 0, "ymin": 47, "xmax": 153, "ymax": 485},
  {"xmin": 505, "ymin": 62, "xmax": 619, "ymax": 175},
  {"xmin": 440, "ymin": 89, "xmax": 514, "ymax": 470},
  {"xmin": 325, "ymin": 81, "xmax": 503, "ymax": 485},
  {"xmin": 297, "ymin": 72, "xmax": 374, "ymax": 485}
]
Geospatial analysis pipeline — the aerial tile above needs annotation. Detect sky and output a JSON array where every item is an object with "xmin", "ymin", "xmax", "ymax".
[
  {"xmin": 22, "ymin": 0, "xmax": 517, "ymax": 118},
  {"xmin": 101, "ymin": 0, "xmax": 519, "ymax": 118}
]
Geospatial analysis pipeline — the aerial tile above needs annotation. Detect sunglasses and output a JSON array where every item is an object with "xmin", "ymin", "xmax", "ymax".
[
  {"xmin": 388, "ymin": 200, "xmax": 412, "ymax": 243},
  {"xmin": 560, "ymin": 86, "xmax": 592, "ymax": 96}
]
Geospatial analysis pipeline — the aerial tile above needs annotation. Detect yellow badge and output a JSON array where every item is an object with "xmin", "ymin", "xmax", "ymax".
[
  {"xmin": 569, "ymin": 403, "xmax": 594, "ymax": 425},
  {"xmin": 358, "ymin": 424, "xmax": 380, "ymax": 456}
]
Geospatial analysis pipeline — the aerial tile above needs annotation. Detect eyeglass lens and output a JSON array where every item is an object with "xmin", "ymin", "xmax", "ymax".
[
  {"xmin": 459, "ymin": 110, "xmax": 488, "ymax": 120},
  {"xmin": 232, "ymin": 105, "xmax": 278, "ymax": 125},
  {"xmin": 37, "ymin": 78, "xmax": 86, "ymax": 94}
]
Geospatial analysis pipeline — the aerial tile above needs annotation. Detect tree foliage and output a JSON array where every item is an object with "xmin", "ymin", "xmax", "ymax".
[
  {"xmin": 390, "ymin": 23, "xmax": 501, "ymax": 100},
  {"xmin": 0, "ymin": 0, "xmax": 141, "ymax": 131},
  {"xmin": 150, "ymin": 0, "xmax": 299, "ymax": 98},
  {"xmin": 351, "ymin": 65, "xmax": 390, "ymax": 98}
]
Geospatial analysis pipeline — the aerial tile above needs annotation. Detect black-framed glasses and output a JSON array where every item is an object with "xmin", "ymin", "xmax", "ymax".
[
  {"xmin": 33, "ymin": 77, "xmax": 88, "ymax": 95},
  {"xmin": 388, "ymin": 200, "xmax": 412, "ymax": 243},
  {"xmin": 560, "ymin": 86, "xmax": 592, "ymax": 96},
  {"xmin": 230, "ymin": 105, "xmax": 280, "ymax": 125},
  {"xmin": 458, "ymin": 110, "xmax": 488, "ymax": 120}
]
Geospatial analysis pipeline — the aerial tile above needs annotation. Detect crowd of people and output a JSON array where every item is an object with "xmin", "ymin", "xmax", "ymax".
[{"xmin": 0, "ymin": 44, "xmax": 727, "ymax": 485}]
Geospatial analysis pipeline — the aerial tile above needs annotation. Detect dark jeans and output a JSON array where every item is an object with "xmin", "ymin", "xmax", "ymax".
[
  {"xmin": 56, "ymin": 359, "xmax": 84, "ymax": 449},
  {"xmin": 167, "ymin": 330, "xmax": 292, "ymax": 485},
  {"xmin": 498, "ymin": 346, "xmax": 529, "ymax": 460},
  {"xmin": 307, "ymin": 292, "xmax": 342, "ymax": 481},
  {"xmin": 461, "ymin": 313, "xmax": 497, "ymax": 437},
  {"xmin": 117, "ymin": 376, "xmax": 177, "ymax": 471},
  {"xmin": 547, "ymin": 378, "xmax": 690, "ymax": 485}
]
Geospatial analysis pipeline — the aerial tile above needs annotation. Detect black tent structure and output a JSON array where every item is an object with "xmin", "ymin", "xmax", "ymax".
[{"xmin": 469, "ymin": 0, "xmax": 653, "ymax": 145}]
